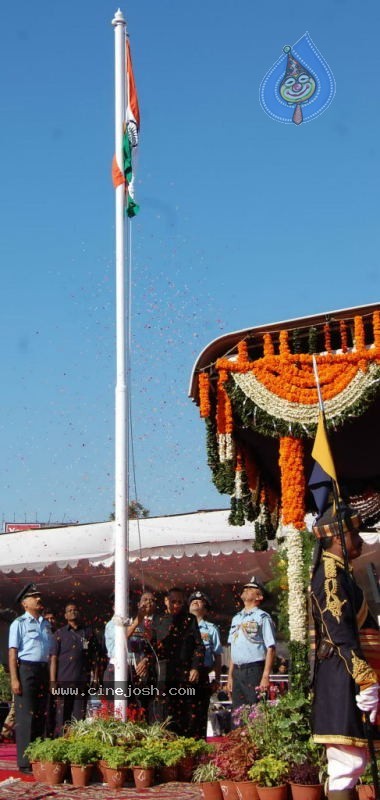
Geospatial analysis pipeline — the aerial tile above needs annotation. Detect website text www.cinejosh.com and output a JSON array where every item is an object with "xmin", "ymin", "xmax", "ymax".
[{"xmin": 50, "ymin": 683, "xmax": 196, "ymax": 700}]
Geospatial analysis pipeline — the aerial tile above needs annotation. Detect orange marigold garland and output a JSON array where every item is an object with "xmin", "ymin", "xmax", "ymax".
[
  {"xmin": 199, "ymin": 373, "xmax": 211, "ymax": 418},
  {"xmin": 237, "ymin": 339, "xmax": 249, "ymax": 365},
  {"xmin": 339, "ymin": 319, "xmax": 348, "ymax": 353},
  {"xmin": 279, "ymin": 437, "xmax": 306, "ymax": 529},
  {"xmin": 354, "ymin": 315, "xmax": 366, "ymax": 351},
  {"xmin": 373, "ymin": 311, "xmax": 380, "ymax": 349},
  {"xmin": 263, "ymin": 333, "xmax": 275, "ymax": 356},
  {"xmin": 324, "ymin": 322, "xmax": 332, "ymax": 353},
  {"xmin": 279, "ymin": 329, "xmax": 290, "ymax": 356}
]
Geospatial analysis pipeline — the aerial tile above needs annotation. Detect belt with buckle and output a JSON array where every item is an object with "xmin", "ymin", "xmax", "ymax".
[{"xmin": 234, "ymin": 661, "xmax": 263, "ymax": 670}]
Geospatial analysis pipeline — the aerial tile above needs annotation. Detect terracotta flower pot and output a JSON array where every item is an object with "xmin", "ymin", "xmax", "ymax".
[
  {"xmin": 31, "ymin": 762, "xmax": 42, "ymax": 781},
  {"xmin": 235, "ymin": 781, "xmax": 260, "ymax": 800},
  {"xmin": 256, "ymin": 786, "xmax": 288, "ymax": 800},
  {"xmin": 220, "ymin": 780, "xmax": 240, "ymax": 799},
  {"xmin": 289, "ymin": 782, "xmax": 323, "ymax": 800},
  {"xmin": 357, "ymin": 786, "xmax": 375, "ymax": 800},
  {"xmin": 104, "ymin": 765, "xmax": 129, "ymax": 788},
  {"xmin": 133, "ymin": 766, "xmax": 155, "ymax": 788},
  {"xmin": 159, "ymin": 764, "xmax": 178, "ymax": 782},
  {"xmin": 70, "ymin": 763, "xmax": 93, "ymax": 787},
  {"xmin": 180, "ymin": 755, "xmax": 195, "ymax": 781},
  {"xmin": 200, "ymin": 782, "xmax": 224, "ymax": 800},
  {"xmin": 93, "ymin": 761, "xmax": 106, "ymax": 783},
  {"xmin": 42, "ymin": 762, "xmax": 67, "ymax": 785}
]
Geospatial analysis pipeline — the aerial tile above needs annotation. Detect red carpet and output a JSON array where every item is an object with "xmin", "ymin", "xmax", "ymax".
[{"xmin": 0, "ymin": 781, "xmax": 201, "ymax": 798}]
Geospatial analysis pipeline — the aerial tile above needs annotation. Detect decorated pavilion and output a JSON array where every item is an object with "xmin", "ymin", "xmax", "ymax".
[{"xmin": 189, "ymin": 302, "xmax": 380, "ymax": 684}]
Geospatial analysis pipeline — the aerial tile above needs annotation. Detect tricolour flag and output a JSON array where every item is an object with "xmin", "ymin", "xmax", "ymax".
[{"xmin": 112, "ymin": 34, "xmax": 140, "ymax": 218}]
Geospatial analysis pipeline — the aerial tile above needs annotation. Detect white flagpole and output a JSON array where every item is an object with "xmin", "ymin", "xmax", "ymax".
[{"xmin": 112, "ymin": 7, "xmax": 129, "ymax": 720}]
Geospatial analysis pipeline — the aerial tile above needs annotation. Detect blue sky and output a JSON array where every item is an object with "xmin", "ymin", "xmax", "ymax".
[{"xmin": 0, "ymin": 0, "xmax": 379, "ymax": 524}]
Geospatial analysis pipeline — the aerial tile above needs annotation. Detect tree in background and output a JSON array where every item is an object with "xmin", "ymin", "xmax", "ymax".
[{"xmin": 109, "ymin": 501, "xmax": 149, "ymax": 521}]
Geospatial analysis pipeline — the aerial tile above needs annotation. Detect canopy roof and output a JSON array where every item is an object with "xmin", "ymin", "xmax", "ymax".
[
  {"xmin": 0, "ymin": 510, "xmax": 378, "ymax": 627},
  {"xmin": 188, "ymin": 303, "xmax": 380, "ymax": 545},
  {"xmin": 0, "ymin": 510, "xmax": 274, "ymax": 616}
]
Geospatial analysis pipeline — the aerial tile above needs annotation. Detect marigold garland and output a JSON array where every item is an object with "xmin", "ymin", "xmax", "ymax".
[
  {"xmin": 199, "ymin": 373, "xmax": 211, "ymax": 418},
  {"xmin": 279, "ymin": 329, "xmax": 290, "ymax": 356},
  {"xmin": 263, "ymin": 333, "xmax": 275, "ymax": 356},
  {"xmin": 279, "ymin": 437, "xmax": 306, "ymax": 529},
  {"xmin": 216, "ymin": 343, "xmax": 380, "ymax": 407},
  {"xmin": 340, "ymin": 319, "xmax": 348, "ymax": 353},
  {"xmin": 354, "ymin": 315, "xmax": 366, "ymax": 351},
  {"xmin": 324, "ymin": 322, "xmax": 332, "ymax": 353},
  {"xmin": 216, "ymin": 370, "xmax": 233, "ymax": 434},
  {"xmin": 237, "ymin": 339, "xmax": 249, "ymax": 365},
  {"xmin": 230, "ymin": 363, "xmax": 380, "ymax": 437},
  {"xmin": 373, "ymin": 311, "xmax": 380, "ymax": 349}
]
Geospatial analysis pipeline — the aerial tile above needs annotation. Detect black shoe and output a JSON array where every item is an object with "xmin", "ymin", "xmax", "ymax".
[{"xmin": 19, "ymin": 766, "xmax": 32, "ymax": 774}]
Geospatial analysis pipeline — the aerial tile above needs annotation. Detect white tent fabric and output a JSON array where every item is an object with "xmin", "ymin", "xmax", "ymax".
[{"xmin": 0, "ymin": 510, "xmax": 259, "ymax": 574}]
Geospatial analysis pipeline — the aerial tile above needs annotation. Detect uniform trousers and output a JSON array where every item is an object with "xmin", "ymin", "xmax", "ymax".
[
  {"xmin": 54, "ymin": 682, "xmax": 88, "ymax": 736},
  {"xmin": 15, "ymin": 661, "xmax": 49, "ymax": 770},
  {"xmin": 326, "ymin": 745, "xmax": 368, "ymax": 790},
  {"xmin": 232, "ymin": 660, "xmax": 265, "ymax": 712},
  {"xmin": 189, "ymin": 668, "xmax": 212, "ymax": 739}
]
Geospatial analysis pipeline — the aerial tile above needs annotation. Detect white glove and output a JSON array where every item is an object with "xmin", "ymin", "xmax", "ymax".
[{"xmin": 355, "ymin": 683, "xmax": 379, "ymax": 724}]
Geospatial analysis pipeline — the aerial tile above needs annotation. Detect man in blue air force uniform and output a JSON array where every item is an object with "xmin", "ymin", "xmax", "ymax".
[
  {"xmin": 8, "ymin": 584, "xmax": 53, "ymax": 773},
  {"xmin": 188, "ymin": 589, "xmax": 223, "ymax": 737},
  {"xmin": 227, "ymin": 576, "xmax": 276, "ymax": 713}
]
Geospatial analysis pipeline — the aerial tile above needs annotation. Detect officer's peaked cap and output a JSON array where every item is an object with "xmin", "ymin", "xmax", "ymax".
[
  {"xmin": 243, "ymin": 576, "xmax": 266, "ymax": 593},
  {"xmin": 15, "ymin": 583, "xmax": 41, "ymax": 604},
  {"xmin": 188, "ymin": 589, "xmax": 211, "ymax": 609}
]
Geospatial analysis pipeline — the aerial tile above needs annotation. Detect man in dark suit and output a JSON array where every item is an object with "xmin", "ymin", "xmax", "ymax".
[{"xmin": 154, "ymin": 587, "xmax": 205, "ymax": 736}]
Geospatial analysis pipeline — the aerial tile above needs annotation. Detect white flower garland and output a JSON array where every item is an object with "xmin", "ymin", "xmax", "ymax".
[
  {"xmin": 218, "ymin": 432, "xmax": 235, "ymax": 462},
  {"xmin": 233, "ymin": 361, "xmax": 380, "ymax": 429},
  {"xmin": 234, "ymin": 468, "xmax": 243, "ymax": 500},
  {"xmin": 282, "ymin": 524, "xmax": 308, "ymax": 644}
]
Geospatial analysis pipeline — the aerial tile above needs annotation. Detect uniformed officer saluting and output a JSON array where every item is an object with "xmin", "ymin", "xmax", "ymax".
[
  {"xmin": 8, "ymin": 584, "xmax": 52, "ymax": 773},
  {"xmin": 227, "ymin": 576, "xmax": 276, "ymax": 714}
]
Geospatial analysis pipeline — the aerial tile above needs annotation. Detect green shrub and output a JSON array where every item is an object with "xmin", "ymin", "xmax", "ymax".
[
  {"xmin": 248, "ymin": 756, "xmax": 288, "ymax": 787},
  {"xmin": 100, "ymin": 745, "xmax": 129, "ymax": 769},
  {"xmin": 192, "ymin": 762, "xmax": 223, "ymax": 782},
  {"xmin": 66, "ymin": 738, "xmax": 100, "ymax": 765}
]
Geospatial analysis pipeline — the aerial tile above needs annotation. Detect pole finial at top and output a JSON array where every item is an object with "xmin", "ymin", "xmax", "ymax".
[{"xmin": 112, "ymin": 8, "xmax": 126, "ymax": 27}]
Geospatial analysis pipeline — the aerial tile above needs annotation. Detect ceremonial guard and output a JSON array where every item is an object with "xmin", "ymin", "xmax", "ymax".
[
  {"xmin": 311, "ymin": 505, "xmax": 380, "ymax": 800},
  {"xmin": 188, "ymin": 589, "xmax": 223, "ymax": 738},
  {"xmin": 227, "ymin": 576, "xmax": 276, "ymax": 713},
  {"xmin": 8, "ymin": 584, "xmax": 52, "ymax": 773}
]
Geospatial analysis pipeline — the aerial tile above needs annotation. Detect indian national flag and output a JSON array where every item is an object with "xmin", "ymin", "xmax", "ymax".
[{"xmin": 112, "ymin": 35, "xmax": 140, "ymax": 218}]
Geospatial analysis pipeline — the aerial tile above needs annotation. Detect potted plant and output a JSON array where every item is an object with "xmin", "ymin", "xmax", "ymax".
[
  {"xmin": 25, "ymin": 737, "xmax": 69, "ymax": 782},
  {"xmin": 211, "ymin": 731, "xmax": 258, "ymax": 800},
  {"xmin": 356, "ymin": 759, "xmax": 380, "ymax": 800},
  {"xmin": 288, "ymin": 761, "xmax": 323, "ymax": 800},
  {"xmin": 66, "ymin": 739, "xmax": 99, "ymax": 786},
  {"xmin": 248, "ymin": 756, "xmax": 288, "ymax": 800},
  {"xmin": 126, "ymin": 740, "xmax": 163, "ymax": 788},
  {"xmin": 24, "ymin": 737, "xmax": 50, "ymax": 781},
  {"xmin": 177, "ymin": 736, "xmax": 211, "ymax": 781},
  {"xmin": 100, "ymin": 744, "xmax": 130, "ymax": 789},
  {"xmin": 158, "ymin": 738, "xmax": 185, "ymax": 782},
  {"xmin": 192, "ymin": 761, "xmax": 224, "ymax": 800}
]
